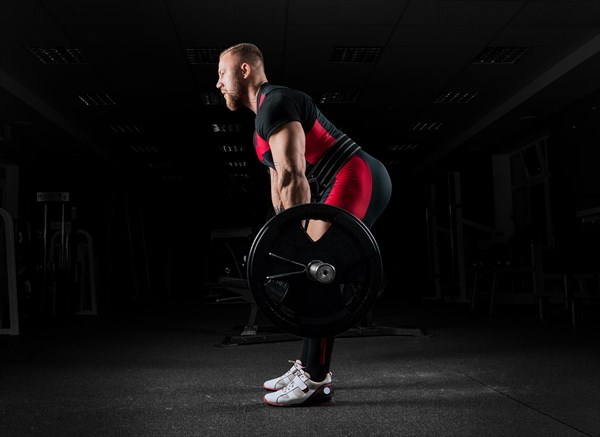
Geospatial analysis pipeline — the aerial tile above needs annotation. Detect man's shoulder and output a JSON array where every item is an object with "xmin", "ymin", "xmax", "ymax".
[{"xmin": 263, "ymin": 84, "xmax": 306, "ymax": 99}]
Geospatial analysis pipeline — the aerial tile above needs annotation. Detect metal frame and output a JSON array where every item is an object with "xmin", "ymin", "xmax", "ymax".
[{"xmin": 0, "ymin": 208, "xmax": 19, "ymax": 335}]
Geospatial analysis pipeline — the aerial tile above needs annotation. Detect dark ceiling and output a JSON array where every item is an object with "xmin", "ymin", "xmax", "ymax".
[{"xmin": 1, "ymin": 0, "xmax": 600, "ymax": 223}]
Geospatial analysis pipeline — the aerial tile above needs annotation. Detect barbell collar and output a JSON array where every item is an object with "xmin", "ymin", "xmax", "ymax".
[{"xmin": 307, "ymin": 260, "xmax": 336, "ymax": 283}]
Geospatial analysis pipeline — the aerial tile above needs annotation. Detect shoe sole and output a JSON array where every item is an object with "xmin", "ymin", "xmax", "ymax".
[{"xmin": 263, "ymin": 384, "xmax": 334, "ymax": 407}]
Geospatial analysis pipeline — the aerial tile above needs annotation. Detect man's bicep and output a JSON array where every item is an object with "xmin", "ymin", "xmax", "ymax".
[{"xmin": 268, "ymin": 121, "xmax": 306, "ymax": 171}]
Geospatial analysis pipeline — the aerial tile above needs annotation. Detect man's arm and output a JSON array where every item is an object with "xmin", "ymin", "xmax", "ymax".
[
  {"xmin": 269, "ymin": 167, "xmax": 284, "ymax": 214},
  {"xmin": 268, "ymin": 121, "xmax": 311, "ymax": 210}
]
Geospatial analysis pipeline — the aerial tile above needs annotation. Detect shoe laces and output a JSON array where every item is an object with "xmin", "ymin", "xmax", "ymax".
[{"xmin": 283, "ymin": 360, "xmax": 304, "ymax": 376}]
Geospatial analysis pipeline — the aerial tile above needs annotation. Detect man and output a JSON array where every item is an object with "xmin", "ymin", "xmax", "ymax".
[{"xmin": 217, "ymin": 43, "xmax": 392, "ymax": 407}]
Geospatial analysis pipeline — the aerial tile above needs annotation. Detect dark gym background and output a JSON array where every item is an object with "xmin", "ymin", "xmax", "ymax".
[{"xmin": 1, "ymin": 2, "xmax": 599, "ymax": 436}]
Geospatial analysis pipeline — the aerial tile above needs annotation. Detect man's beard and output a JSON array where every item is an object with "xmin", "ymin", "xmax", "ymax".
[{"xmin": 224, "ymin": 87, "xmax": 243, "ymax": 111}]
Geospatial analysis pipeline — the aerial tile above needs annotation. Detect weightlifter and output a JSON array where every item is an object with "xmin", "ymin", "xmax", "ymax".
[{"xmin": 216, "ymin": 43, "xmax": 392, "ymax": 407}]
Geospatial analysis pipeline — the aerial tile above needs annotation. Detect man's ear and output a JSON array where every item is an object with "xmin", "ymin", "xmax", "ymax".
[{"xmin": 240, "ymin": 62, "xmax": 251, "ymax": 79}]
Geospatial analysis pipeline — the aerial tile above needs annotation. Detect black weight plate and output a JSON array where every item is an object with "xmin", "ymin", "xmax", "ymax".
[{"xmin": 247, "ymin": 203, "xmax": 383, "ymax": 338}]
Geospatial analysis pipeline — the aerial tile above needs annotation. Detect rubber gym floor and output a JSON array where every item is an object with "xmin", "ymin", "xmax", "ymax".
[{"xmin": 1, "ymin": 293, "xmax": 599, "ymax": 437}]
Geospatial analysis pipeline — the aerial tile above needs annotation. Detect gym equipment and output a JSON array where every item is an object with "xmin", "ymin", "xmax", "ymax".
[
  {"xmin": 247, "ymin": 203, "xmax": 383, "ymax": 338},
  {"xmin": 35, "ymin": 192, "xmax": 97, "ymax": 321},
  {"xmin": 50, "ymin": 229, "xmax": 97, "ymax": 315},
  {"xmin": 37, "ymin": 191, "xmax": 72, "ymax": 319},
  {"xmin": 0, "ymin": 208, "xmax": 19, "ymax": 335}
]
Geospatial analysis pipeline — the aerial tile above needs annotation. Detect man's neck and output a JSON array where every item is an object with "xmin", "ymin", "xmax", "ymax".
[{"xmin": 249, "ymin": 80, "xmax": 268, "ymax": 113}]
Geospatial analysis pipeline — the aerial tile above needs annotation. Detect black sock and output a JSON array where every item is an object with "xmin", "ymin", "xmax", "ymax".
[{"xmin": 300, "ymin": 337, "xmax": 335, "ymax": 381}]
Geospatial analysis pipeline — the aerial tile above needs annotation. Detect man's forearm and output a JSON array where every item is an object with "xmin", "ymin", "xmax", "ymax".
[{"xmin": 278, "ymin": 176, "xmax": 311, "ymax": 209}]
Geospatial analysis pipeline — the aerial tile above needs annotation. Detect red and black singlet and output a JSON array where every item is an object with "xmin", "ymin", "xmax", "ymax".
[
  {"xmin": 253, "ymin": 83, "xmax": 392, "ymax": 227},
  {"xmin": 253, "ymin": 83, "xmax": 343, "ymax": 169}
]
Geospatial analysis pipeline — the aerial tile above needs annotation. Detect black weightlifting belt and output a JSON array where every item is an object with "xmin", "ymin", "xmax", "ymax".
[{"xmin": 307, "ymin": 134, "xmax": 361, "ymax": 201}]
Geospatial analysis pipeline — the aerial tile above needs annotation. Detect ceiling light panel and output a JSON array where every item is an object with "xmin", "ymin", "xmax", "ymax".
[
  {"xmin": 28, "ymin": 47, "xmax": 89, "ymax": 64},
  {"xmin": 130, "ymin": 145, "xmax": 159, "ymax": 153},
  {"xmin": 388, "ymin": 143, "xmax": 419, "ymax": 151},
  {"xmin": 162, "ymin": 175, "xmax": 185, "ymax": 182},
  {"xmin": 331, "ymin": 47, "xmax": 382, "ymax": 63},
  {"xmin": 212, "ymin": 123, "xmax": 242, "ymax": 133},
  {"xmin": 200, "ymin": 92, "xmax": 225, "ymax": 106},
  {"xmin": 186, "ymin": 47, "xmax": 221, "ymax": 64},
  {"xmin": 409, "ymin": 122, "xmax": 443, "ymax": 131},
  {"xmin": 434, "ymin": 91, "xmax": 479, "ymax": 104},
  {"xmin": 109, "ymin": 124, "xmax": 145, "ymax": 134},
  {"xmin": 472, "ymin": 47, "xmax": 528, "ymax": 64},
  {"xmin": 220, "ymin": 145, "xmax": 247, "ymax": 153},
  {"xmin": 225, "ymin": 161, "xmax": 248, "ymax": 168},
  {"xmin": 146, "ymin": 162, "xmax": 172, "ymax": 169},
  {"xmin": 319, "ymin": 90, "xmax": 359, "ymax": 104},
  {"xmin": 77, "ymin": 93, "xmax": 118, "ymax": 106}
]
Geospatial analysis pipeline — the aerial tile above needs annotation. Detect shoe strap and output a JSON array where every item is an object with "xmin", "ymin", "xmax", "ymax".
[{"xmin": 290, "ymin": 374, "xmax": 308, "ymax": 392}]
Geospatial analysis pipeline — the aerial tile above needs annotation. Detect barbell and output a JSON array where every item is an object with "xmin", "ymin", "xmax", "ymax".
[{"xmin": 246, "ymin": 203, "xmax": 384, "ymax": 338}]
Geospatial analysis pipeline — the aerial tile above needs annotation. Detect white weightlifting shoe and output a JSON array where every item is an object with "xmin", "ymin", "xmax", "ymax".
[
  {"xmin": 262, "ymin": 368, "xmax": 334, "ymax": 407},
  {"xmin": 263, "ymin": 360, "xmax": 304, "ymax": 391}
]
